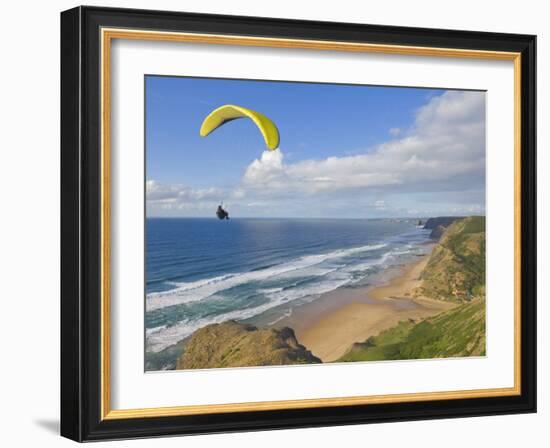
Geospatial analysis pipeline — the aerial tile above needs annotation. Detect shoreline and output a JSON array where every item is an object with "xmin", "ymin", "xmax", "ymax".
[{"xmin": 276, "ymin": 249, "xmax": 456, "ymax": 362}]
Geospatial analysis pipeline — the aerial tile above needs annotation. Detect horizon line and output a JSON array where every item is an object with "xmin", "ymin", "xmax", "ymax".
[{"xmin": 145, "ymin": 214, "xmax": 484, "ymax": 220}]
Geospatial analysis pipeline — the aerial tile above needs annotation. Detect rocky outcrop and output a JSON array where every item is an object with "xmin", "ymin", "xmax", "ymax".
[
  {"xmin": 176, "ymin": 321, "xmax": 321, "ymax": 369},
  {"xmin": 417, "ymin": 216, "xmax": 486, "ymax": 302},
  {"xmin": 429, "ymin": 225, "xmax": 447, "ymax": 241},
  {"xmin": 423, "ymin": 216, "xmax": 463, "ymax": 230}
]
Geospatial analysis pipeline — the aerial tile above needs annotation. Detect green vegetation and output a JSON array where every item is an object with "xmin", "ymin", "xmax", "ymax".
[
  {"xmin": 417, "ymin": 216, "xmax": 486, "ymax": 302},
  {"xmin": 339, "ymin": 216, "xmax": 487, "ymax": 363},
  {"xmin": 339, "ymin": 320, "xmax": 415, "ymax": 362},
  {"xmin": 177, "ymin": 321, "xmax": 321, "ymax": 369},
  {"xmin": 339, "ymin": 299, "xmax": 486, "ymax": 362}
]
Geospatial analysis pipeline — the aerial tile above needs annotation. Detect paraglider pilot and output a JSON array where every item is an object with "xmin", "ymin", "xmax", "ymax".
[{"xmin": 216, "ymin": 204, "xmax": 229, "ymax": 220}]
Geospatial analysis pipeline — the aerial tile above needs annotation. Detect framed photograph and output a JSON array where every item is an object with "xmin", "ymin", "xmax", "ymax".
[{"xmin": 60, "ymin": 6, "xmax": 536, "ymax": 441}]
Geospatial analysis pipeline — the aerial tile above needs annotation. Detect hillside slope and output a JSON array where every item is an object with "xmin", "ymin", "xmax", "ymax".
[
  {"xmin": 339, "ymin": 216, "xmax": 486, "ymax": 362},
  {"xmin": 177, "ymin": 321, "xmax": 321, "ymax": 369},
  {"xmin": 339, "ymin": 299, "xmax": 485, "ymax": 362},
  {"xmin": 416, "ymin": 216, "xmax": 485, "ymax": 302},
  {"xmin": 423, "ymin": 216, "xmax": 463, "ymax": 230}
]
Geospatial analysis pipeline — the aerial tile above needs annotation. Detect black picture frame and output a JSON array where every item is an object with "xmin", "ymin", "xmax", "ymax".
[{"xmin": 61, "ymin": 5, "xmax": 536, "ymax": 442}]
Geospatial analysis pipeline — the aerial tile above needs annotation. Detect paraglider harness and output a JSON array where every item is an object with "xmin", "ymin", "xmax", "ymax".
[{"xmin": 216, "ymin": 204, "xmax": 229, "ymax": 220}]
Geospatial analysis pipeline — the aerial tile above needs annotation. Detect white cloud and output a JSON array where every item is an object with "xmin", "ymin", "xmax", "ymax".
[
  {"xmin": 242, "ymin": 149, "xmax": 287, "ymax": 188},
  {"xmin": 240, "ymin": 91, "xmax": 485, "ymax": 196},
  {"xmin": 389, "ymin": 127, "xmax": 401, "ymax": 137},
  {"xmin": 146, "ymin": 180, "xmax": 224, "ymax": 210}
]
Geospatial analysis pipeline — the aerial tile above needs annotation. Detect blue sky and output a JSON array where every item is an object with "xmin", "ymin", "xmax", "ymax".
[{"xmin": 146, "ymin": 76, "xmax": 486, "ymax": 218}]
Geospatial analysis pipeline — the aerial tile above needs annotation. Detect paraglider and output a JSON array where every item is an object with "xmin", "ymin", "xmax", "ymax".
[
  {"xmin": 216, "ymin": 204, "xmax": 230, "ymax": 220},
  {"xmin": 199, "ymin": 104, "xmax": 280, "ymax": 150},
  {"xmin": 200, "ymin": 104, "xmax": 280, "ymax": 220}
]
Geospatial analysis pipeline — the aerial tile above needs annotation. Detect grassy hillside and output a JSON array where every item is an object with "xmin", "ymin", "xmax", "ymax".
[
  {"xmin": 339, "ymin": 216, "xmax": 486, "ymax": 362},
  {"xmin": 339, "ymin": 299, "xmax": 486, "ymax": 362},
  {"xmin": 416, "ymin": 216, "xmax": 485, "ymax": 302},
  {"xmin": 177, "ymin": 321, "xmax": 321, "ymax": 369}
]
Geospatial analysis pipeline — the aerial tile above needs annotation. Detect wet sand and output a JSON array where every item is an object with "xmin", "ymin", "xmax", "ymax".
[{"xmin": 278, "ymin": 251, "xmax": 456, "ymax": 362}]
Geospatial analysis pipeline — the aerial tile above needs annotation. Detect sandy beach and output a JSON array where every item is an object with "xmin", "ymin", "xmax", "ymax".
[{"xmin": 283, "ymin": 252, "xmax": 456, "ymax": 362}]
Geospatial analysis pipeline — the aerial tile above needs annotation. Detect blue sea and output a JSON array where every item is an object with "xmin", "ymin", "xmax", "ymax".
[{"xmin": 145, "ymin": 218, "xmax": 431, "ymax": 355}]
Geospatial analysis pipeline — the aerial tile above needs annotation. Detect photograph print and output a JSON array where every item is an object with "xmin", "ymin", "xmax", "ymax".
[{"xmin": 144, "ymin": 76, "xmax": 486, "ymax": 372}]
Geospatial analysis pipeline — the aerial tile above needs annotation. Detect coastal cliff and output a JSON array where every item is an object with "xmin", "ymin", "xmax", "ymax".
[
  {"xmin": 339, "ymin": 216, "xmax": 486, "ymax": 362},
  {"xmin": 425, "ymin": 217, "xmax": 466, "ymax": 240},
  {"xmin": 176, "ymin": 321, "xmax": 321, "ymax": 369},
  {"xmin": 429, "ymin": 225, "xmax": 446, "ymax": 240},
  {"xmin": 417, "ymin": 216, "xmax": 485, "ymax": 302},
  {"xmin": 423, "ymin": 216, "xmax": 464, "ymax": 230}
]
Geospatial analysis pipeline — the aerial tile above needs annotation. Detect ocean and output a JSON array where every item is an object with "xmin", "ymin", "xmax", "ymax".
[{"xmin": 145, "ymin": 218, "xmax": 432, "ymax": 359}]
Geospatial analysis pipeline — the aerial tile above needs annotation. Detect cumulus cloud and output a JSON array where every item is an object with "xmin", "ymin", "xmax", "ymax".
[
  {"xmin": 146, "ymin": 180, "xmax": 224, "ymax": 211},
  {"xmin": 240, "ymin": 91, "xmax": 485, "ymax": 197},
  {"xmin": 242, "ymin": 149, "xmax": 287, "ymax": 188}
]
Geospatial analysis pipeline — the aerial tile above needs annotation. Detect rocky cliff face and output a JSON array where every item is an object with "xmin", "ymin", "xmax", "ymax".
[
  {"xmin": 429, "ymin": 225, "xmax": 447, "ymax": 241},
  {"xmin": 176, "ymin": 321, "xmax": 321, "ymax": 369},
  {"xmin": 417, "ymin": 216, "xmax": 486, "ymax": 302},
  {"xmin": 423, "ymin": 216, "xmax": 464, "ymax": 230}
]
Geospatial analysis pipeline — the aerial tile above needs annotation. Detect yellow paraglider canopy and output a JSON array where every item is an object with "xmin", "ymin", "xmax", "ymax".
[{"xmin": 199, "ymin": 104, "xmax": 279, "ymax": 150}]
